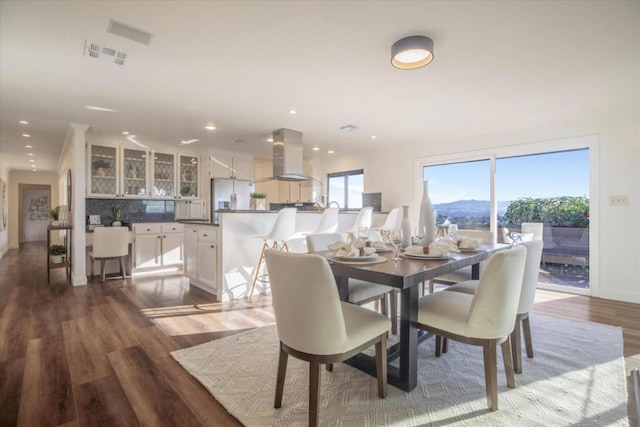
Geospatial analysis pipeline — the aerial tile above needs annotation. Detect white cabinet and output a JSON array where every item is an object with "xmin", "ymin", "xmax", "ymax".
[
  {"xmin": 178, "ymin": 154, "xmax": 200, "ymax": 198},
  {"xmin": 133, "ymin": 223, "xmax": 184, "ymax": 270},
  {"xmin": 175, "ymin": 200, "xmax": 205, "ymax": 220},
  {"xmin": 210, "ymin": 154, "xmax": 254, "ymax": 180},
  {"xmin": 88, "ymin": 144, "xmax": 151, "ymax": 198},
  {"xmin": 254, "ymin": 159, "xmax": 279, "ymax": 207},
  {"xmin": 183, "ymin": 225, "xmax": 218, "ymax": 293},
  {"xmin": 151, "ymin": 151, "xmax": 176, "ymax": 198}
]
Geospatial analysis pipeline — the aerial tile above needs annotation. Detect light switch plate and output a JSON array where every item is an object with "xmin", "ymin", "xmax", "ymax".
[{"xmin": 608, "ymin": 195, "xmax": 629, "ymax": 206}]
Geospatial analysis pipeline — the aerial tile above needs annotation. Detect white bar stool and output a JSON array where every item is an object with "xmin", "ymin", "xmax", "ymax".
[{"xmin": 249, "ymin": 208, "xmax": 297, "ymax": 298}]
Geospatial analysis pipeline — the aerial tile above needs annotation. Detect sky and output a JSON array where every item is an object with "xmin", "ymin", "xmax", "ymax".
[{"xmin": 423, "ymin": 149, "xmax": 589, "ymax": 204}]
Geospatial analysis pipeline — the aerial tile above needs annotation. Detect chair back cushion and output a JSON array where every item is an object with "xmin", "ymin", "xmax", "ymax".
[
  {"xmin": 306, "ymin": 233, "xmax": 344, "ymax": 252},
  {"xmin": 517, "ymin": 239, "xmax": 543, "ymax": 315},
  {"xmin": 92, "ymin": 226, "xmax": 129, "ymax": 258},
  {"xmin": 467, "ymin": 245, "xmax": 526, "ymax": 339},
  {"xmin": 314, "ymin": 207, "xmax": 339, "ymax": 234},
  {"xmin": 267, "ymin": 208, "xmax": 297, "ymax": 241},
  {"xmin": 265, "ymin": 250, "xmax": 348, "ymax": 355}
]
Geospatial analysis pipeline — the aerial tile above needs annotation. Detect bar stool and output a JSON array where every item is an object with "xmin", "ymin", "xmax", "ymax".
[{"xmin": 249, "ymin": 208, "xmax": 297, "ymax": 298}]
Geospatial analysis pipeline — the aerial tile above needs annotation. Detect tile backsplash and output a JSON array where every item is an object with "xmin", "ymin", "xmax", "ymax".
[{"xmin": 86, "ymin": 199, "xmax": 175, "ymax": 225}]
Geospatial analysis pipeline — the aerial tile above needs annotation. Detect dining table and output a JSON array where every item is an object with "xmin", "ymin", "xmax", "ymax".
[{"xmin": 322, "ymin": 243, "xmax": 509, "ymax": 392}]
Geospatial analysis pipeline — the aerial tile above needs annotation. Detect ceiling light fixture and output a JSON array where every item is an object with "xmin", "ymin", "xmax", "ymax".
[
  {"xmin": 27, "ymin": 153, "xmax": 34, "ymax": 156},
  {"xmin": 391, "ymin": 35, "xmax": 435, "ymax": 70},
  {"xmin": 19, "ymin": 120, "xmax": 29, "ymax": 125},
  {"xmin": 205, "ymin": 124, "xmax": 216, "ymax": 130},
  {"xmin": 180, "ymin": 139, "xmax": 199, "ymax": 145},
  {"xmin": 266, "ymin": 138, "xmax": 274, "ymax": 143},
  {"xmin": 25, "ymin": 145, "xmax": 32, "ymax": 148},
  {"xmin": 312, "ymin": 147, "xmax": 320, "ymax": 151},
  {"xmin": 371, "ymin": 135, "xmax": 377, "ymax": 139},
  {"xmin": 328, "ymin": 150, "xmax": 335, "ymax": 154},
  {"xmin": 288, "ymin": 110, "xmax": 297, "ymax": 115},
  {"xmin": 29, "ymin": 159, "xmax": 35, "ymax": 163},
  {"xmin": 22, "ymin": 133, "xmax": 31, "ymax": 138},
  {"xmin": 122, "ymin": 131, "xmax": 130, "ymax": 135}
]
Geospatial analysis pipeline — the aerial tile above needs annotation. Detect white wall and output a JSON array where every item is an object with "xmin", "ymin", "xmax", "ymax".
[
  {"xmin": 0, "ymin": 159, "xmax": 8, "ymax": 258},
  {"xmin": 314, "ymin": 101, "xmax": 640, "ymax": 304}
]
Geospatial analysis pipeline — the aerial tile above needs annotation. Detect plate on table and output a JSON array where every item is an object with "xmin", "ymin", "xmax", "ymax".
[
  {"xmin": 374, "ymin": 247, "xmax": 392, "ymax": 253},
  {"xmin": 332, "ymin": 254, "xmax": 378, "ymax": 262},
  {"xmin": 400, "ymin": 252, "xmax": 452, "ymax": 260},
  {"xmin": 459, "ymin": 247, "xmax": 484, "ymax": 252}
]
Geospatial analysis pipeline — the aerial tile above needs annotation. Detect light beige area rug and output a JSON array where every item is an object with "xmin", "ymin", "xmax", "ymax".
[{"xmin": 171, "ymin": 314, "xmax": 628, "ymax": 426}]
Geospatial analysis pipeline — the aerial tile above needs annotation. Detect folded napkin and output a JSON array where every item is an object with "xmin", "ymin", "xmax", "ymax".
[
  {"xmin": 327, "ymin": 241, "xmax": 349, "ymax": 252},
  {"xmin": 405, "ymin": 239, "xmax": 460, "ymax": 256},
  {"xmin": 327, "ymin": 240, "xmax": 376, "ymax": 257},
  {"xmin": 457, "ymin": 237, "xmax": 484, "ymax": 249},
  {"xmin": 363, "ymin": 240, "xmax": 386, "ymax": 249}
]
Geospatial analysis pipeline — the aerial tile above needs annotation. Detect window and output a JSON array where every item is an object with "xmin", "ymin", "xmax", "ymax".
[{"xmin": 327, "ymin": 169, "xmax": 364, "ymax": 209}]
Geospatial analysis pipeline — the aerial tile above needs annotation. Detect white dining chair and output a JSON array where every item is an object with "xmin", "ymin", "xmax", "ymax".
[
  {"xmin": 416, "ymin": 245, "xmax": 527, "ymax": 411},
  {"xmin": 265, "ymin": 250, "xmax": 390, "ymax": 427},
  {"xmin": 90, "ymin": 226, "xmax": 129, "ymax": 283},
  {"xmin": 444, "ymin": 239, "xmax": 543, "ymax": 374},
  {"xmin": 307, "ymin": 207, "xmax": 339, "ymax": 234},
  {"xmin": 306, "ymin": 232, "xmax": 397, "ymax": 334},
  {"xmin": 249, "ymin": 208, "xmax": 297, "ymax": 298},
  {"xmin": 374, "ymin": 207, "xmax": 401, "ymax": 241}
]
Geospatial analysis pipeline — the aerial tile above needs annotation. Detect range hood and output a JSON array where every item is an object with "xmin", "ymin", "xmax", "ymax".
[{"xmin": 256, "ymin": 128, "xmax": 316, "ymax": 182}]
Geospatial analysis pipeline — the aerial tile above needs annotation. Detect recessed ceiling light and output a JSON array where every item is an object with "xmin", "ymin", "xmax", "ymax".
[
  {"xmin": 122, "ymin": 131, "xmax": 130, "ymax": 135},
  {"xmin": 205, "ymin": 124, "xmax": 216, "ymax": 130},
  {"xmin": 180, "ymin": 139, "xmax": 199, "ymax": 145},
  {"xmin": 371, "ymin": 135, "xmax": 377, "ymax": 139},
  {"xmin": 27, "ymin": 153, "xmax": 34, "ymax": 156},
  {"xmin": 25, "ymin": 145, "xmax": 32, "ymax": 148},
  {"xmin": 266, "ymin": 138, "xmax": 274, "ymax": 143},
  {"xmin": 328, "ymin": 150, "xmax": 335, "ymax": 154},
  {"xmin": 29, "ymin": 159, "xmax": 35, "ymax": 162},
  {"xmin": 85, "ymin": 105, "xmax": 117, "ymax": 112},
  {"xmin": 32, "ymin": 169, "xmax": 38, "ymax": 172},
  {"xmin": 312, "ymin": 147, "xmax": 320, "ymax": 151},
  {"xmin": 288, "ymin": 110, "xmax": 297, "ymax": 115},
  {"xmin": 22, "ymin": 133, "xmax": 31, "ymax": 138},
  {"xmin": 19, "ymin": 120, "xmax": 29, "ymax": 125}
]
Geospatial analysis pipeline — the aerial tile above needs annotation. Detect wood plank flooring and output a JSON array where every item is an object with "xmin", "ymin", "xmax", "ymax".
[{"xmin": 1, "ymin": 242, "xmax": 638, "ymax": 426}]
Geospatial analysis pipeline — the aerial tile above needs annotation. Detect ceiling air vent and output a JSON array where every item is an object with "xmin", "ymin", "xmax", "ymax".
[
  {"xmin": 107, "ymin": 19, "xmax": 153, "ymax": 45},
  {"xmin": 339, "ymin": 124, "xmax": 359, "ymax": 132},
  {"xmin": 84, "ymin": 40, "xmax": 127, "ymax": 66}
]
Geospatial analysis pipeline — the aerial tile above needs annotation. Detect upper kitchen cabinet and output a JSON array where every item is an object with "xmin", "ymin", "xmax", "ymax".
[
  {"xmin": 178, "ymin": 154, "xmax": 199, "ymax": 198},
  {"xmin": 88, "ymin": 143, "xmax": 119, "ymax": 197},
  {"xmin": 210, "ymin": 154, "xmax": 254, "ymax": 181},
  {"xmin": 121, "ymin": 148, "xmax": 149, "ymax": 197},
  {"xmin": 151, "ymin": 152, "xmax": 176, "ymax": 198}
]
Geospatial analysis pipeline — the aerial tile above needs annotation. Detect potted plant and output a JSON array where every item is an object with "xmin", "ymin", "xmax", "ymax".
[
  {"xmin": 250, "ymin": 192, "xmax": 267, "ymax": 210},
  {"xmin": 49, "ymin": 244, "xmax": 66, "ymax": 264},
  {"xmin": 112, "ymin": 205, "xmax": 122, "ymax": 226},
  {"xmin": 49, "ymin": 207, "xmax": 60, "ymax": 226}
]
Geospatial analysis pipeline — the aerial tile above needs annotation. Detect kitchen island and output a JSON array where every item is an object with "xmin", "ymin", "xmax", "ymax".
[{"xmin": 182, "ymin": 210, "xmax": 387, "ymax": 301}]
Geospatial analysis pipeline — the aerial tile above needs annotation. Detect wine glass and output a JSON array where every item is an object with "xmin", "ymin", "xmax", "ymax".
[
  {"xmin": 357, "ymin": 226, "xmax": 370, "ymax": 243},
  {"xmin": 448, "ymin": 224, "xmax": 459, "ymax": 241},
  {"xmin": 414, "ymin": 225, "xmax": 426, "ymax": 245},
  {"xmin": 389, "ymin": 228, "xmax": 403, "ymax": 261}
]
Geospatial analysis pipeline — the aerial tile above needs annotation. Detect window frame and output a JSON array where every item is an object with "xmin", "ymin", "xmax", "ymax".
[{"xmin": 327, "ymin": 168, "xmax": 364, "ymax": 210}]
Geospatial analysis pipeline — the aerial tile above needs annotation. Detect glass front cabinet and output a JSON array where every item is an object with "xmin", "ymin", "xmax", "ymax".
[
  {"xmin": 88, "ymin": 144, "xmax": 120, "ymax": 197},
  {"xmin": 178, "ymin": 154, "xmax": 199, "ymax": 199},
  {"xmin": 121, "ymin": 148, "xmax": 149, "ymax": 197},
  {"xmin": 152, "ymin": 152, "xmax": 176, "ymax": 198}
]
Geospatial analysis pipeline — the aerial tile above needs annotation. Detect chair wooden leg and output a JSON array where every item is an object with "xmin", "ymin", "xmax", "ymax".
[
  {"xmin": 501, "ymin": 338, "xmax": 516, "ymax": 388},
  {"xmin": 249, "ymin": 242, "xmax": 268, "ymax": 299},
  {"xmin": 100, "ymin": 260, "xmax": 106, "ymax": 283},
  {"xmin": 119, "ymin": 256, "xmax": 126, "ymax": 279},
  {"xmin": 90, "ymin": 258, "xmax": 95, "ymax": 280},
  {"xmin": 309, "ymin": 357, "xmax": 320, "ymax": 427},
  {"xmin": 435, "ymin": 335, "xmax": 442, "ymax": 357},
  {"xmin": 482, "ymin": 340, "xmax": 498, "ymax": 411},
  {"xmin": 375, "ymin": 333, "xmax": 388, "ymax": 398},
  {"xmin": 390, "ymin": 291, "xmax": 397, "ymax": 335},
  {"xmin": 522, "ymin": 314, "xmax": 534, "ymax": 358},
  {"xmin": 511, "ymin": 319, "xmax": 523, "ymax": 374},
  {"xmin": 379, "ymin": 295, "xmax": 387, "ymax": 316},
  {"xmin": 325, "ymin": 364, "xmax": 333, "ymax": 372},
  {"xmin": 274, "ymin": 343, "xmax": 288, "ymax": 408},
  {"xmin": 429, "ymin": 279, "xmax": 435, "ymax": 293}
]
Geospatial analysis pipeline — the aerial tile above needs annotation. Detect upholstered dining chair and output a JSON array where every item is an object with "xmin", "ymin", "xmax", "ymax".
[
  {"xmin": 90, "ymin": 226, "xmax": 129, "ymax": 283},
  {"xmin": 306, "ymin": 232, "xmax": 397, "ymax": 335},
  {"xmin": 264, "ymin": 250, "xmax": 390, "ymax": 427},
  {"xmin": 416, "ymin": 245, "xmax": 527, "ymax": 411},
  {"xmin": 444, "ymin": 239, "xmax": 543, "ymax": 374},
  {"xmin": 249, "ymin": 208, "xmax": 297, "ymax": 298}
]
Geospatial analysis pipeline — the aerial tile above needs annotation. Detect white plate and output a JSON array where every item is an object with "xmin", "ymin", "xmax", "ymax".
[
  {"xmin": 400, "ymin": 252, "xmax": 452, "ymax": 260},
  {"xmin": 459, "ymin": 247, "xmax": 483, "ymax": 252},
  {"xmin": 333, "ymin": 254, "xmax": 378, "ymax": 262},
  {"xmin": 375, "ymin": 247, "xmax": 392, "ymax": 253}
]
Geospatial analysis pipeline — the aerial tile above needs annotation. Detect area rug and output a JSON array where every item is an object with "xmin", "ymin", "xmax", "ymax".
[{"xmin": 171, "ymin": 314, "xmax": 628, "ymax": 426}]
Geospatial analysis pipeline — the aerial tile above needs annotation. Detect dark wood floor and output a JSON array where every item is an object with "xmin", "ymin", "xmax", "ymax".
[{"xmin": 1, "ymin": 242, "xmax": 638, "ymax": 426}]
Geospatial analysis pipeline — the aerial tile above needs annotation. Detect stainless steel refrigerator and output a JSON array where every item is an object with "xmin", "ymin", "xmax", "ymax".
[{"xmin": 211, "ymin": 178, "xmax": 252, "ymax": 223}]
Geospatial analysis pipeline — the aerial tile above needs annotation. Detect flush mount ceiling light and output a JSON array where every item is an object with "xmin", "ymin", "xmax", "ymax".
[
  {"xmin": 391, "ymin": 35, "xmax": 434, "ymax": 70},
  {"xmin": 205, "ymin": 124, "xmax": 216, "ymax": 130}
]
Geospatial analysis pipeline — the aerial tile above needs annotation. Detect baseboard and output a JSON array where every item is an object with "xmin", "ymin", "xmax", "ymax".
[
  {"xmin": 597, "ymin": 288, "xmax": 640, "ymax": 304},
  {"xmin": 0, "ymin": 246, "xmax": 8, "ymax": 259},
  {"xmin": 72, "ymin": 274, "xmax": 88, "ymax": 286}
]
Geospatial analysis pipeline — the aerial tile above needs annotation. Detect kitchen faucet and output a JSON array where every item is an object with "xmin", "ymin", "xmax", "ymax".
[{"xmin": 328, "ymin": 201, "xmax": 340, "ymax": 208}]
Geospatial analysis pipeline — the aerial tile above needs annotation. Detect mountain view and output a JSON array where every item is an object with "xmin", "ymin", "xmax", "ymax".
[{"xmin": 433, "ymin": 200, "xmax": 512, "ymax": 227}]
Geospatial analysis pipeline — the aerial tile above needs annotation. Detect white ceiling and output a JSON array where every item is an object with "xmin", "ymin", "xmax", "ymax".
[{"xmin": 1, "ymin": 1, "xmax": 638, "ymax": 172}]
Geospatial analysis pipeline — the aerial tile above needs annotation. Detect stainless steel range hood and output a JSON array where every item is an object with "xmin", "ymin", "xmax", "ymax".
[{"xmin": 255, "ymin": 128, "xmax": 316, "ymax": 183}]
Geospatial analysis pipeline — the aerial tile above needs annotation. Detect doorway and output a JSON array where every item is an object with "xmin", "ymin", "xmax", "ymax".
[{"xmin": 19, "ymin": 184, "xmax": 51, "ymax": 243}]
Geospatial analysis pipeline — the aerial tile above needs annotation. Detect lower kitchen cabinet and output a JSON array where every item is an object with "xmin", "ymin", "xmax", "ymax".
[
  {"xmin": 133, "ymin": 223, "xmax": 184, "ymax": 270},
  {"xmin": 183, "ymin": 224, "xmax": 218, "ymax": 294}
]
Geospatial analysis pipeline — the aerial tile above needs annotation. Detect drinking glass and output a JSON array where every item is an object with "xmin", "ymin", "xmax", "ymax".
[
  {"xmin": 389, "ymin": 229, "xmax": 403, "ymax": 261},
  {"xmin": 414, "ymin": 225, "xmax": 426, "ymax": 245},
  {"xmin": 448, "ymin": 224, "xmax": 459, "ymax": 241},
  {"xmin": 357, "ymin": 226, "xmax": 370, "ymax": 243}
]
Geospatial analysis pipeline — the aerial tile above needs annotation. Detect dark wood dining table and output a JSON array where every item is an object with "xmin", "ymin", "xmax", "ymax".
[{"xmin": 324, "ymin": 243, "xmax": 509, "ymax": 392}]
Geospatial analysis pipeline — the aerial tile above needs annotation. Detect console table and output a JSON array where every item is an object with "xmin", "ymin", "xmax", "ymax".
[{"xmin": 47, "ymin": 225, "xmax": 72, "ymax": 283}]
